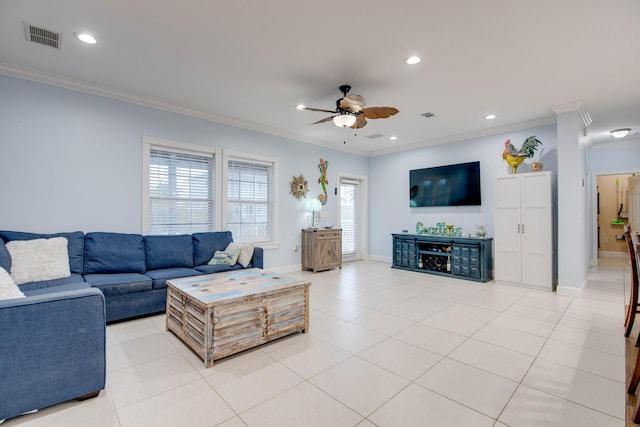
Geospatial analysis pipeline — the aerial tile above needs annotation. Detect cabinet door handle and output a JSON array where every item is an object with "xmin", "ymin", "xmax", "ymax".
[
  {"xmin": 517, "ymin": 224, "xmax": 521, "ymax": 233},
  {"xmin": 521, "ymin": 224, "xmax": 525, "ymax": 234}
]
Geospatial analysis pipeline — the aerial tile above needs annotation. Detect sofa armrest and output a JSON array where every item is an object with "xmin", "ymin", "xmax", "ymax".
[
  {"xmin": 0, "ymin": 288, "xmax": 106, "ymax": 421},
  {"xmin": 251, "ymin": 246, "xmax": 264, "ymax": 269}
]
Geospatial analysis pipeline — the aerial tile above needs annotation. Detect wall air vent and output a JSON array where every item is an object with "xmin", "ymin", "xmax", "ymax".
[
  {"xmin": 366, "ymin": 133, "xmax": 385, "ymax": 139},
  {"xmin": 421, "ymin": 112, "xmax": 435, "ymax": 118},
  {"xmin": 24, "ymin": 22, "xmax": 61, "ymax": 49}
]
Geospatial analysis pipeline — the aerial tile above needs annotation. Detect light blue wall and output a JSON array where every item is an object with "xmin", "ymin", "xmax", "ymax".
[
  {"xmin": 0, "ymin": 75, "xmax": 367, "ymax": 269},
  {"xmin": 367, "ymin": 125, "xmax": 558, "ymax": 259}
]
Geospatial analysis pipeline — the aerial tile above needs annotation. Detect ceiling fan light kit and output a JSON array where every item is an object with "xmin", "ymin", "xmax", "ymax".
[{"xmin": 333, "ymin": 114, "xmax": 356, "ymax": 128}]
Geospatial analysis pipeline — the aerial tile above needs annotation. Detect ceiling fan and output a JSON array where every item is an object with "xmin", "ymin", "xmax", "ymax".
[{"xmin": 299, "ymin": 85, "xmax": 399, "ymax": 129}]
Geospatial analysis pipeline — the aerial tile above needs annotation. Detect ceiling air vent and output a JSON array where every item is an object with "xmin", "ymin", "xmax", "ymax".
[
  {"xmin": 366, "ymin": 133, "xmax": 385, "ymax": 139},
  {"xmin": 24, "ymin": 22, "xmax": 61, "ymax": 49},
  {"xmin": 421, "ymin": 112, "xmax": 435, "ymax": 118}
]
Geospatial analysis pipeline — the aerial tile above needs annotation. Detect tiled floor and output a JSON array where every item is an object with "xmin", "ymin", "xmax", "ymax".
[{"xmin": 3, "ymin": 258, "xmax": 629, "ymax": 426}]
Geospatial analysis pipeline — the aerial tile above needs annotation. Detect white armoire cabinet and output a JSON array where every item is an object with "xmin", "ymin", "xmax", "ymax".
[{"xmin": 494, "ymin": 171, "xmax": 555, "ymax": 289}]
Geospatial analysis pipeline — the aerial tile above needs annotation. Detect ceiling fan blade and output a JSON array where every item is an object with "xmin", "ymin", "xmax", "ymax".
[
  {"xmin": 350, "ymin": 115, "xmax": 367, "ymax": 129},
  {"xmin": 362, "ymin": 107, "xmax": 399, "ymax": 119},
  {"xmin": 340, "ymin": 94, "xmax": 366, "ymax": 113},
  {"xmin": 302, "ymin": 107, "xmax": 338, "ymax": 113},
  {"xmin": 310, "ymin": 115, "xmax": 337, "ymax": 125}
]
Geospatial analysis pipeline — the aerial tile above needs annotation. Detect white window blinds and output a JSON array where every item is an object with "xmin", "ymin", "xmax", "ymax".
[
  {"xmin": 148, "ymin": 148, "xmax": 214, "ymax": 234},
  {"xmin": 227, "ymin": 159, "xmax": 272, "ymax": 242}
]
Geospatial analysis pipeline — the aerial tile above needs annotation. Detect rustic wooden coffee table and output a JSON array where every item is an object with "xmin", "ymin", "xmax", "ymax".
[{"xmin": 166, "ymin": 268, "xmax": 311, "ymax": 367}]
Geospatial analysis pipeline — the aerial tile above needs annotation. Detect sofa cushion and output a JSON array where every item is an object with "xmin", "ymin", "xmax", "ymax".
[
  {"xmin": 23, "ymin": 282, "xmax": 91, "ymax": 297},
  {"xmin": 0, "ymin": 231, "xmax": 85, "ymax": 274},
  {"xmin": 83, "ymin": 273, "xmax": 152, "ymax": 296},
  {"xmin": 0, "ymin": 267, "xmax": 25, "ymax": 300},
  {"xmin": 194, "ymin": 263, "xmax": 244, "ymax": 275},
  {"xmin": 6, "ymin": 237, "xmax": 71, "ymax": 285},
  {"xmin": 84, "ymin": 232, "xmax": 146, "ymax": 274},
  {"xmin": 193, "ymin": 231, "xmax": 233, "ymax": 266},
  {"xmin": 17, "ymin": 273, "xmax": 86, "ymax": 292},
  {"xmin": 144, "ymin": 267, "xmax": 203, "ymax": 289},
  {"xmin": 144, "ymin": 235, "xmax": 194, "ymax": 270},
  {"xmin": 0, "ymin": 239, "xmax": 11, "ymax": 272}
]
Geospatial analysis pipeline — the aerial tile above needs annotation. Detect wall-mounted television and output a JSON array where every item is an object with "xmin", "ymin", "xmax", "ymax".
[{"xmin": 410, "ymin": 161, "xmax": 481, "ymax": 207}]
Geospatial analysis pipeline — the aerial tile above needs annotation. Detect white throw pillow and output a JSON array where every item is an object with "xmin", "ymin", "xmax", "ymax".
[
  {"xmin": 6, "ymin": 237, "xmax": 71, "ymax": 285},
  {"xmin": 0, "ymin": 267, "xmax": 25, "ymax": 300},
  {"xmin": 226, "ymin": 242, "xmax": 255, "ymax": 268}
]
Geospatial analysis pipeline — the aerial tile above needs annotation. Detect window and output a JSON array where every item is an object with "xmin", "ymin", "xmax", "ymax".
[
  {"xmin": 224, "ymin": 151, "xmax": 278, "ymax": 245},
  {"xmin": 143, "ymin": 137, "xmax": 215, "ymax": 235}
]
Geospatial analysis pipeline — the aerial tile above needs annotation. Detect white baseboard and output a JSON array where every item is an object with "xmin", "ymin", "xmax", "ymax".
[
  {"xmin": 556, "ymin": 285, "xmax": 583, "ymax": 297},
  {"xmin": 267, "ymin": 264, "xmax": 301, "ymax": 274},
  {"xmin": 368, "ymin": 254, "xmax": 392, "ymax": 263}
]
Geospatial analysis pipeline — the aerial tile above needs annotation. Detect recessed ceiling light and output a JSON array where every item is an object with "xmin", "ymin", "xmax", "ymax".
[
  {"xmin": 406, "ymin": 56, "xmax": 421, "ymax": 65},
  {"xmin": 75, "ymin": 32, "xmax": 96, "ymax": 44},
  {"xmin": 390, "ymin": 136, "xmax": 398, "ymax": 141},
  {"xmin": 485, "ymin": 114, "xmax": 496, "ymax": 120},
  {"xmin": 295, "ymin": 104, "xmax": 305, "ymax": 110}
]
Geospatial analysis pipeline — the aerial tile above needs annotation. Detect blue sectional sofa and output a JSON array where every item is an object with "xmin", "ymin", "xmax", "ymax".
[
  {"xmin": 0, "ymin": 230, "xmax": 264, "ymax": 323},
  {"xmin": 0, "ymin": 230, "xmax": 262, "ymax": 422}
]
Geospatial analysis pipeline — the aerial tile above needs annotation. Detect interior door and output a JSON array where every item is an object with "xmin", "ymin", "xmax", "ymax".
[{"xmin": 630, "ymin": 175, "xmax": 640, "ymax": 232}]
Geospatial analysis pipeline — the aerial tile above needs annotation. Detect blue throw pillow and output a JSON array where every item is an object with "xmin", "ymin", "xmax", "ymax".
[{"xmin": 192, "ymin": 231, "xmax": 233, "ymax": 266}]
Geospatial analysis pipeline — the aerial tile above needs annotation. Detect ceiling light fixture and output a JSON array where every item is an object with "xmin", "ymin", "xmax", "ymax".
[
  {"xmin": 390, "ymin": 136, "xmax": 397, "ymax": 141},
  {"xmin": 75, "ymin": 32, "xmax": 96, "ymax": 44},
  {"xmin": 610, "ymin": 128, "xmax": 631, "ymax": 138},
  {"xmin": 295, "ymin": 104, "xmax": 305, "ymax": 110},
  {"xmin": 485, "ymin": 114, "xmax": 496, "ymax": 120},
  {"xmin": 333, "ymin": 114, "xmax": 356, "ymax": 128},
  {"xmin": 406, "ymin": 56, "xmax": 421, "ymax": 65}
]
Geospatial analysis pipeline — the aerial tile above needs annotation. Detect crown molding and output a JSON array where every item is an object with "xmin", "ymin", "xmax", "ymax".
[
  {"xmin": 550, "ymin": 100, "xmax": 592, "ymax": 128},
  {"xmin": 590, "ymin": 137, "xmax": 640, "ymax": 151},
  {"xmin": 368, "ymin": 116, "xmax": 557, "ymax": 157},
  {"xmin": 0, "ymin": 62, "xmax": 369, "ymax": 157}
]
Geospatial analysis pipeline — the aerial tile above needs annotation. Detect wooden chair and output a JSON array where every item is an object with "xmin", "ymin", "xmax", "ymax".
[{"xmin": 624, "ymin": 225, "xmax": 639, "ymax": 337}]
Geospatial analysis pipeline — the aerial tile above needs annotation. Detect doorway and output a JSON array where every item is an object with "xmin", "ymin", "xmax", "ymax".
[{"xmin": 338, "ymin": 175, "xmax": 367, "ymax": 262}]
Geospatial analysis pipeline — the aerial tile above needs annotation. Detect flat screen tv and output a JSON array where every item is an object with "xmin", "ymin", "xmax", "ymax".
[{"xmin": 410, "ymin": 161, "xmax": 481, "ymax": 207}]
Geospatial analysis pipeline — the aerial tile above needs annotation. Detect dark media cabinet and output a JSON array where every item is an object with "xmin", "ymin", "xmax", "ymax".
[{"xmin": 392, "ymin": 234, "xmax": 493, "ymax": 283}]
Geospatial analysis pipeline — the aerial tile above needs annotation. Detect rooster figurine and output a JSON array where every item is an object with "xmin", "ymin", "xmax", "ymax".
[{"xmin": 502, "ymin": 136, "xmax": 542, "ymax": 174}]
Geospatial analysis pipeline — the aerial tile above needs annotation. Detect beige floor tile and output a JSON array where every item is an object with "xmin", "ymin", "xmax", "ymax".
[
  {"xmin": 117, "ymin": 379, "xmax": 235, "ymax": 427},
  {"xmin": 318, "ymin": 300, "xmax": 374, "ymax": 321},
  {"xmin": 316, "ymin": 322, "xmax": 386, "ymax": 354},
  {"xmin": 471, "ymin": 323, "xmax": 547, "ymax": 356},
  {"xmin": 523, "ymin": 358, "xmax": 625, "ymax": 419},
  {"xmin": 239, "ymin": 381, "xmax": 362, "ymax": 427},
  {"xmin": 395, "ymin": 323, "xmax": 466, "ymax": 355},
  {"xmin": 106, "ymin": 317, "xmax": 162, "ymax": 346},
  {"xmin": 537, "ymin": 339, "xmax": 625, "ymax": 382},
  {"xmin": 309, "ymin": 357, "xmax": 409, "ymax": 417},
  {"xmin": 504, "ymin": 303, "xmax": 564, "ymax": 323},
  {"xmin": 307, "ymin": 310, "xmax": 347, "ymax": 335},
  {"xmin": 369, "ymin": 383, "xmax": 494, "ymax": 427},
  {"xmin": 108, "ymin": 353, "xmax": 201, "ymax": 408},
  {"xmin": 448, "ymin": 339, "xmax": 534, "ymax": 382},
  {"xmin": 351, "ymin": 311, "xmax": 414, "ymax": 336},
  {"xmin": 416, "ymin": 357, "xmax": 519, "ymax": 418},
  {"xmin": 205, "ymin": 354, "xmax": 303, "ymax": 413},
  {"xmin": 267, "ymin": 335, "xmax": 352, "ymax": 378},
  {"xmin": 357, "ymin": 338, "xmax": 443, "ymax": 380},
  {"xmin": 549, "ymin": 323, "xmax": 625, "ymax": 357},
  {"xmin": 106, "ymin": 332, "xmax": 177, "ymax": 372},
  {"xmin": 421, "ymin": 309, "xmax": 488, "ymax": 336},
  {"xmin": 499, "ymin": 385, "xmax": 624, "ymax": 427},
  {"xmin": 489, "ymin": 312, "xmax": 556, "ymax": 337}
]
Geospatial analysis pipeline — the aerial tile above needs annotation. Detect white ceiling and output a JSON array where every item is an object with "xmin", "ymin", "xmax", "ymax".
[{"xmin": 1, "ymin": 0, "xmax": 639, "ymax": 156}]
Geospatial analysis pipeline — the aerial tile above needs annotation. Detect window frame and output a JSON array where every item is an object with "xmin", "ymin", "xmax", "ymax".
[
  {"xmin": 142, "ymin": 136, "xmax": 219, "ymax": 234},
  {"xmin": 221, "ymin": 149, "xmax": 279, "ymax": 249}
]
